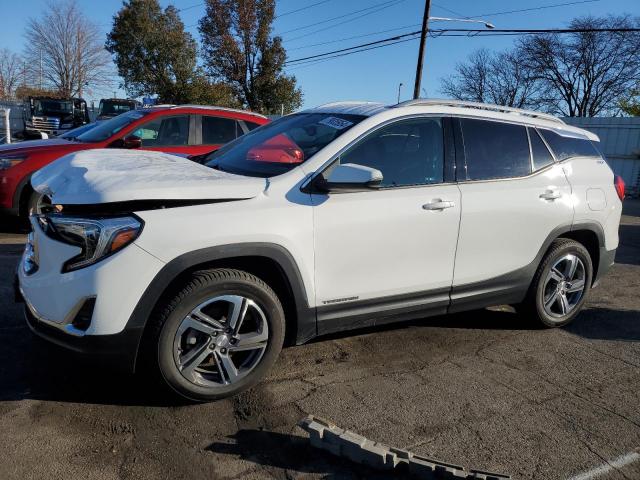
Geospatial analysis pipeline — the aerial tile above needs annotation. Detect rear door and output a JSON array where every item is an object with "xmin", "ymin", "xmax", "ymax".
[{"xmin": 450, "ymin": 118, "xmax": 574, "ymax": 310}]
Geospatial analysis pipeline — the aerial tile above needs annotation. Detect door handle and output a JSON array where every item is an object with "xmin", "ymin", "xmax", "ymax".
[
  {"xmin": 422, "ymin": 200, "xmax": 455, "ymax": 211},
  {"xmin": 539, "ymin": 190, "xmax": 561, "ymax": 201}
]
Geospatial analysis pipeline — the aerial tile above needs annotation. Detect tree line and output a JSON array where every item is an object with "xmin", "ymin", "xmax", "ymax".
[
  {"xmin": 440, "ymin": 15, "xmax": 640, "ymax": 117},
  {"xmin": 2, "ymin": 1, "xmax": 640, "ymax": 117},
  {"xmin": 1, "ymin": 0, "xmax": 302, "ymax": 115}
]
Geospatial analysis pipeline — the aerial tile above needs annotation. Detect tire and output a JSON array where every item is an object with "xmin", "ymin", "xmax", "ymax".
[
  {"xmin": 26, "ymin": 190, "xmax": 50, "ymax": 215},
  {"xmin": 521, "ymin": 238, "xmax": 593, "ymax": 328},
  {"xmin": 146, "ymin": 268, "xmax": 285, "ymax": 402}
]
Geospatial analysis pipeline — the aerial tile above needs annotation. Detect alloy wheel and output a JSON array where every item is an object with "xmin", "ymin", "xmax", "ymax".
[
  {"xmin": 542, "ymin": 254, "xmax": 587, "ymax": 318},
  {"xmin": 172, "ymin": 295, "xmax": 269, "ymax": 388}
]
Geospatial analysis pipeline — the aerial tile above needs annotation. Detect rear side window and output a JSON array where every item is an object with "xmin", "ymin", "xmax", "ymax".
[
  {"xmin": 202, "ymin": 116, "xmax": 238, "ymax": 144},
  {"xmin": 459, "ymin": 118, "xmax": 531, "ymax": 180},
  {"xmin": 528, "ymin": 128, "xmax": 555, "ymax": 170},
  {"xmin": 539, "ymin": 129, "xmax": 600, "ymax": 161}
]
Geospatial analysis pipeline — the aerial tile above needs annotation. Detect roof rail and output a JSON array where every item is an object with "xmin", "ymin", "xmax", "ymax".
[
  {"xmin": 396, "ymin": 98, "xmax": 565, "ymax": 125},
  {"xmin": 169, "ymin": 104, "xmax": 268, "ymax": 119}
]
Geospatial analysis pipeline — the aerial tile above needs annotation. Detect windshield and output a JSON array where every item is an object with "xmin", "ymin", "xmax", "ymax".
[
  {"xmin": 76, "ymin": 110, "xmax": 150, "ymax": 143},
  {"xmin": 99, "ymin": 100, "xmax": 135, "ymax": 116},
  {"xmin": 205, "ymin": 113, "xmax": 366, "ymax": 177},
  {"xmin": 34, "ymin": 100, "xmax": 72, "ymax": 116},
  {"xmin": 59, "ymin": 122, "xmax": 100, "ymax": 139}
]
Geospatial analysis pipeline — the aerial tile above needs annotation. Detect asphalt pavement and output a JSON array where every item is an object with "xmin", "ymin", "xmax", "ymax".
[{"xmin": 0, "ymin": 201, "xmax": 638, "ymax": 480}]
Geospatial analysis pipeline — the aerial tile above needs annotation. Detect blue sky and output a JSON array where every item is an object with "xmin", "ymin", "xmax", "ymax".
[{"xmin": 2, "ymin": 0, "xmax": 639, "ymax": 107}]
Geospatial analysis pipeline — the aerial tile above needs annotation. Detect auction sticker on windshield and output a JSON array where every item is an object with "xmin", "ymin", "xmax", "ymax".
[{"xmin": 319, "ymin": 117, "xmax": 354, "ymax": 130}]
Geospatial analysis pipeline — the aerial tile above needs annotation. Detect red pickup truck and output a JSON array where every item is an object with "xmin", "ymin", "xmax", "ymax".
[{"xmin": 0, "ymin": 105, "xmax": 268, "ymax": 216}]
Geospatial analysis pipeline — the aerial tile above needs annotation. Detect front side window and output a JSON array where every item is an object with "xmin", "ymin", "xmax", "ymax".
[
  {"xmin": 529, "ymin": 127, "xmax": 555, "ymax": 170},
  {"xmin": 539, "ymin": 129, "xmax": 600, "ymax": 161},
  {"xmin": 205, "ymin": 113, "xmax": 366, "ymax": 178},
  {"xmin": 131, "ymin": 115, "xmax": 190, "ymax": 146},
  {"xmin": 338, "ymin": 118, "xmax": 444, "ymax": 187},
  {"xmin": 460, "ymin": 118, "xmax": 531, "ymax": 180},
  {"xmin": 76, "ymin": 110, "xmax": 150, "ymax": 143},
  {"xmin": 201, "ymin": 116, "xmax": 238, "ymax": 145}
]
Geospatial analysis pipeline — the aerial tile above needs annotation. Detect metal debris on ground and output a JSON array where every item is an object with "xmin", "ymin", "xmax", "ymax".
[{"xmin": 298, "ymin": 415, "xmax": 510, "ymax": 480}]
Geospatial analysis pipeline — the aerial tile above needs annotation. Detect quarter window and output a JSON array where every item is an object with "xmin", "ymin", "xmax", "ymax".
[
  {"xmin": 529, "ymin": 128, "xmax": 555, "ymax": 170},
  {"xmin": 202, "ymin": 116, "xmax": 238, "ymax": 145},
  {"xmin": 338, "ymin": 118, "xmax": 444, "ymax": 187},
  {"xmin": 539, "ymin": 129, "xmax": 600, "ymax": 161},
  {"xmin": 132, "ymin": 115, "xmax": 190, "ymax": 146},
  {"xmin": 460, "ymin": 118, "xmax": 531, "ymax": 180}
]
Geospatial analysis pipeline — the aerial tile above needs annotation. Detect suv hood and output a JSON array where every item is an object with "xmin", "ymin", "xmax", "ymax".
[
  {"xmin": 0, "ymin": 138, "xmax": 79, "ymax": 154},
  {"xmin": 31, "ymin": 149, "xmax": 266, "ymax": 205}
]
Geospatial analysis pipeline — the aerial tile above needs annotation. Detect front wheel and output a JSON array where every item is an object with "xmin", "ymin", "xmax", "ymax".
[
  {"xmin": 522, "ymin": 239, "xmax": 593, "ymax": 328},
  {"xmin": 26, "ymin": 190, "xmax": 51, "ymax": 215},
  {"xmin": 148, "ymin": 268, "xmax": 285, "ymax": 401}
]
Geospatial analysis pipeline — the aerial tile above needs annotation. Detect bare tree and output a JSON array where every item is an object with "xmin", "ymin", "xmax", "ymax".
[
  {"xmin": 0, "ymin": 49, "xmax": 22, "ymax": 99},
  {"xmin": 518, "ymin": 15, "xmax": 640, "ymax": 116},
  {"xmin": 24, "ymin": 0, "xmax": 112, "ymax": 98},
  {"xmin": 441, "ymin": 48, "xmax": 540, "ymax": 109}
]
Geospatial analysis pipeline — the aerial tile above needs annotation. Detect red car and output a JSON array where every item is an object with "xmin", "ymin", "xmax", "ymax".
[{"xmin": 0, "ymin": 105, "xmax": 268, "ymax": 216}]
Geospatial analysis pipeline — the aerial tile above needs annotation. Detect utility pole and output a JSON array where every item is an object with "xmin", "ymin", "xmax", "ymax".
[
  {"xmin": 397, "ymin": 83, "xmax": 403, "ymax": 104},
  {"xmin": 39, "ymin": 50, "xmax": 43, "ymax": 90},
  {"xmin": 413, "ymin": 0, "xmax": 431, "ymax": 99}
]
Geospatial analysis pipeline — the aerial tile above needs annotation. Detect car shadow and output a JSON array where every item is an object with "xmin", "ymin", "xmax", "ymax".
[{"xmin": 205, "ymin": 429, "xmax": 407, "ymax": 478}]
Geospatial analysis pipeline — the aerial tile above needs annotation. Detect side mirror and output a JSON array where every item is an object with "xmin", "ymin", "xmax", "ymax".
[
  {"xmin": 322, "ymin": 163, "xmax": 383, "ymax": 192},
  {"xmin": 122, "ymin": 135, "xmax": 142, "ymax": 149}
]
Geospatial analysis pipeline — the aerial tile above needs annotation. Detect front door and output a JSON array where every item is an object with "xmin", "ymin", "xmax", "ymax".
[{"xmin": 311, "ymin": 117, "xmax": 461, "ymax": 333}]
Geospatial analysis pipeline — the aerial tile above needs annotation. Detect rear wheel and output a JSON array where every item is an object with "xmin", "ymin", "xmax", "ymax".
[
  {"xmin": 148, "ymin": 268, "xmax": 285, "ymax": 401},
  {"xmin": 522, "ymin": 239, "xmax": 593, "ymax": 328}
]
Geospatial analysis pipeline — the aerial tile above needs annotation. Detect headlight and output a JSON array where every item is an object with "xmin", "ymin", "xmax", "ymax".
[
  {"xmin": 40, "ymin": 215, "xmax": 142, "ymax": 272},
  {"xmin": 0, "ymin": 156, "xmax": 27, "ymax": 170},
  {"xmin": 60, "ymin": 123, "xmax": 72, "ymax": 129}
]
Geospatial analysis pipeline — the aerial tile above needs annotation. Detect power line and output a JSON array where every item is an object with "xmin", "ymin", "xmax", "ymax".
[
  {"xmin": 467, "ymin": 0, "xmax": 601, "ymax": 19},
  {"xmin": 284, "ymin": 0, "xmax": 599, "ymax": 50},
  {"xmin": 285, "ymin": 27, "xmax": 640, "ymax": 66},
  {"xmin": 279, "ymin": 0, "xmax": 404, "ymax": 36},
  {"xmin": 182, "ymin": 0, "xmax": 337, "ymax": 27},
  {"xmin": 177, "ymin": 2, "xmax": 204, "ymax": 12},
  {"xmin": 284, "ymin": 0, "xmax": 406, "ymax": 42},
  {"xmin": 288, "ymin": 23, "xmax": 421, "ymax": 51},
  {"xmin": 288, "ymin": 36, "xmax": 421, "ymax": 68},
  {"xmin": 277, "ymin": 0, "xmax": 335, "ymax": 18},
  {"xmin": 287, "ymin": 30, "xmax": 422, "ymax": 63},
  {"xmin": 431, "ymin": 2, "xmax": 465, "ymax": 18}
]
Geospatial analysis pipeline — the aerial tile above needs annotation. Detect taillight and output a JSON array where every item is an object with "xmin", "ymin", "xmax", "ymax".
[{"xmin": 614, "ymin": 175, "xmax": 625, "ymax": 201}]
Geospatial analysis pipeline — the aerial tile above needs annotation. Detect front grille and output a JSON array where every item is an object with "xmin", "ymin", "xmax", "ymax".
[{"xmin": 31, "ymin": 117, "xmax": 60, "ymax": 133}]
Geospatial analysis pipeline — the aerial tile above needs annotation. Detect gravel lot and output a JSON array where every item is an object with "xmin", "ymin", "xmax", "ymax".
[{"xmin": 0, "ymin": 201, "xmax": 638, "ymax": 480}]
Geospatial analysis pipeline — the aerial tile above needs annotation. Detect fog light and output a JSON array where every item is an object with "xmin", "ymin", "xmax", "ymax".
[{"xmin": 71, "ymin": 298, "xmax": 96, "ymax": 331}]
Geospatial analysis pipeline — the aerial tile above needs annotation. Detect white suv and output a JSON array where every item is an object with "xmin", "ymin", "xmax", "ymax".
[{"xmin": 16, "ymin": 100, "xmax": 624, "ymax": 401}]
